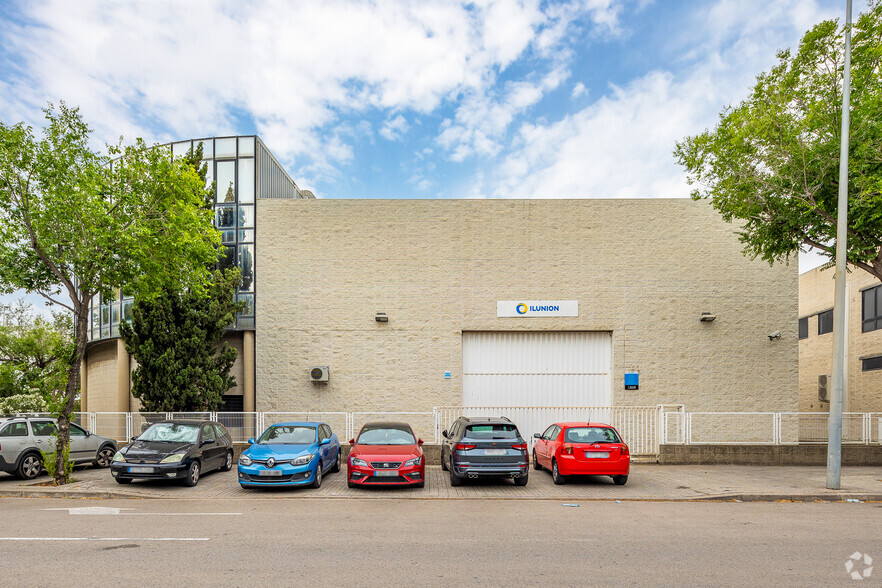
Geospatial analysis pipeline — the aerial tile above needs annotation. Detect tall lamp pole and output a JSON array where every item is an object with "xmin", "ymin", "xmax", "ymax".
[{"xmin": 827, "ymin": 0, "xmax": 853, "ymax": 490}]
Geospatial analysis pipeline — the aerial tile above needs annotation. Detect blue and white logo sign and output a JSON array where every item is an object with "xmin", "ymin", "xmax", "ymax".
[{"xmin": 498, "ymin": 300, "xmax": 578, "ymax": 318}]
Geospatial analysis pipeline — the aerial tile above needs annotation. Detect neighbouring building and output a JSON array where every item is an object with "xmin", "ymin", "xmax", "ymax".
[{"xmin": 798, "ymin": 265, "xmax": 882, "ymax": 414}]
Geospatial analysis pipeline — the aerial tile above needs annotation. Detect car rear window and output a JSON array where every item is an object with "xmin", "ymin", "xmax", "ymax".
[
  {"xmin": 465, "ymin": 424, "xmax": 519, "ymax": 440},
  {"xmin": 0, "ymin": 422, "xmax": 28, "ymax": 437},
  {"xmin": 565, "ymin": 427, "xmax": 621, "ymax": 443}
]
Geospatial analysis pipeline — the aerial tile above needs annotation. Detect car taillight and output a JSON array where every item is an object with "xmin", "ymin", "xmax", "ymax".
[
  {"xmin": 562, "ymin": 444, "xmax": 573, "ymax": 455},
  {"xmin": 621, "ymin": 445, "xmax": 629, "ymax": 455},
  {"xmin": 455, "ymin": 443, "xmax": 476, "ymax": 451},
  {"xmin": 511, "ymin": 443, "xmax": 527, "ymax": 451}
]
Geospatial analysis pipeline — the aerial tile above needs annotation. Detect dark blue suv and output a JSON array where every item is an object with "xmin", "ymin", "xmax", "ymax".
[{"xmin": 440, "ymin": 416, "xmax": 529, "ymax": 487}]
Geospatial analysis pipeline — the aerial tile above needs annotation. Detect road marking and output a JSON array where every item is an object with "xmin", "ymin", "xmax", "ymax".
[
  {"xmin": 40, "ymin": 507, "xmax": 240, "ymax": 516},
  {"xmin": 0, "ymin": 537, "xmax": 209, "ymax": 541}
]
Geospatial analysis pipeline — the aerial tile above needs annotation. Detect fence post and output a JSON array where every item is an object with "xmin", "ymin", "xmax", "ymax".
[
  {"xmin": 89, "ymin": 412, "xmax": 97, "ymax": 434},
  {"xmin": 773, "ymin": 413, "xmax": 781, "ymax": 445},
  {"xmin": 685, "ymin": 413, "xmax": 691, "ymax": 445},
  {"xmin": 210, "ymin": 411, "xmax": 218, "ymax": 423},
  {"xmin": 125, "ymin": 412, "xmax": 132, "ymax": 441}
]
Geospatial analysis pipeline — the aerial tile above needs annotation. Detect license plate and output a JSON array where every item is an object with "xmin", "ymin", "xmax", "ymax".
[
  {"xmin": 484, "ymin": 449, "xmax": 506, "ymax": 456},
  {"xmin": 374, "ymin": 470, "xmax": 398, "ymax": 477},
  {"xmin": 585, "ymin": 451, "xmax": 610, "ymax": 459},
  {"xmin": 258, "ymin": 470, "xmax": 283, "ymax": 476},
  {"xmin": 128, "ymin": 466, "xmax": 153, "ymax": 474}
]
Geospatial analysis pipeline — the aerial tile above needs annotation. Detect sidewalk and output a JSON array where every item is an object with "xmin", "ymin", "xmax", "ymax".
[{"xmin": 1, "ymin": 465, "xmax": 880, "ymax": 502}]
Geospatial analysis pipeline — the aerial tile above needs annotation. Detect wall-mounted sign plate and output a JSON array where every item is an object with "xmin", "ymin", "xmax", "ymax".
[{"xmin": 497, "ymin": 300, "xmax": 578, "ymax": 318}]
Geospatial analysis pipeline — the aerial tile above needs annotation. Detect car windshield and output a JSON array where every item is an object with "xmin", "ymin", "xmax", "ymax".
[
  {"xmin": 357, "ymin": 426, "xmax": 415, "ymax": 445},
  {"xmin": 565, "ymin": 427, "xmax": 621, "ymax": 444},
  {"xmin": 257, "ymin": 426, "xmax": 317, "ymax": 445},
  {"xmin": 465, "ymin": 424, "xmax": 518, "ymax": 440},
  {"xmin": 139, "ymin": 423, "xmax": 199, "ymax": 443}
]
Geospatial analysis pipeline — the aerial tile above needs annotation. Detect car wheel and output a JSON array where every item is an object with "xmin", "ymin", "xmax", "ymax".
[
  {"xmin": 449, "ymin": 469, "xmax": 463, "ymax": 487},
  {"xmin": 532, "ymin": 450, "xmax": 541, "ymax": 471},
  {"xmin": 514, "ymin": 473, "xmax": 529, "ymax": 486},
  {"xmin": 17, "ymin": 453, "xmax": 42, "ymax": 480},
  {"xmin": 331, "ymin": 450, "xmax": 340, "ymax": 473},
  {"xmin": 312, "ymin": 461, "xmax": 323, "ymax": 488},
  {"xmin": 183, "ymin": 461, "xmax": 200, "ymax": 487},
  {"xmin": 441, "ymin": 452, "xmax": 449, "ymax": 471},
  {"xmin": 613, "ymin": 475, "xmax": 628, "ymax": 486},
  {"xmin": 220, "ymin": 451, "xmax": 234, "ymax": 472},
  {"xmin": 552, "ymin": 460, "xmax": 566, "ymax": 485},
  {"xmin": 95, "ymin": 445, "xmax": 115, "ymax": 468},
  {"xmin": 115, "ymin": 477, "xmax": 132, "ymax": 485}
]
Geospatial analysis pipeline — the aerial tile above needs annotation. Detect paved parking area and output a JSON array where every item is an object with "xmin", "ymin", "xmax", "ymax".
[{"xmin": 1, "ymin": 464, "xmax": 881, "ymax": 501}]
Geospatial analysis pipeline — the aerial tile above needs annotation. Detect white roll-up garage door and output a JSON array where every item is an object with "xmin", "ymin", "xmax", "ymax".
[{"xmin": 462, "ymin": 331, "xmax": 612, "ymax": 407}]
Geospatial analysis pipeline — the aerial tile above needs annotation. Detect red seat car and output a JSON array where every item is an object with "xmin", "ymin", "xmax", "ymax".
[
  {"xmin": 347, "ymin": 421, "xmax": 425, "ymax": 488},
  {"xmin": 532, "ymin": 422, "xmax": 630, "ymax": 485}
]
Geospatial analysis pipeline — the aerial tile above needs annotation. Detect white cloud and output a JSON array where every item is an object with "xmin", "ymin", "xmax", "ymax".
[
  {"xmin": 379, "ymin": 115, "xmax": 410, "ymax": 141},
  {"xmin": 571, "ymin": 82, "xmax": 587, "ymax": 98}
]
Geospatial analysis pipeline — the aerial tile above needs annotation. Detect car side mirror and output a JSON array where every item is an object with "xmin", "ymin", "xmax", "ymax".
[
  {"xmin": 442, "ymin": 430, "xmax": 448, "ymax": 439},
  {"xmin": 201, "ymin": 438, "xmax": 215, "ymax": 447},
  {"xmin": 533, "ymin": 433, "xmax": 541, "ymax": 439},
  {"xmin": 348, "ymin": 438, "xmax": 356, "ymax": 445},
  {"xmin": 320, "ymin": 438, "xmax": 331, "ymax": 446},
  {"xmin": 85, "ymin": 431, "xmax": 91, "ymax": 437},
  {"xmin": 247, "ymin": 438, "xmax": 255, "ymax": 445},
  {"xmin": 417, "ymin": 438, "xmax": 424, "ymax": 446},
  {"xmin": 130, "ymin": 436, "xmax": 138, "ymax": 442}
]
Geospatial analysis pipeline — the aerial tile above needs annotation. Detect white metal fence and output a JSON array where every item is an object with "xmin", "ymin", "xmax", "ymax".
[{"xmin": 665, "ymin": 411, "xmax": 882, "ymax": 445}]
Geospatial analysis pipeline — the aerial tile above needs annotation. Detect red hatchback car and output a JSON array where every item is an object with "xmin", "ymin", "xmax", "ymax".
[
  {"xmin": 532, "ymin": 422, "xmax": 630, "ymax": 485},
  {"xmin": 347, "ymin": 421, "xmax": 425, "ymax": 488}
]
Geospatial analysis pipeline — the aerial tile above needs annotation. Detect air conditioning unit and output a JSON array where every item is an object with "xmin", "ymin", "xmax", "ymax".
[
  {"xmin": 309, "ymin": 366, "xmax": 329, "ymax": 382},
  {"xmin": 818, "ymin": 374, "xmax": 829, "ymax": 402}
]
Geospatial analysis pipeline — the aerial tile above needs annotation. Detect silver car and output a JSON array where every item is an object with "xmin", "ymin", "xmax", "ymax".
[{"xmin": 0, "ymin": 417, "xmax": 118, "ymax": 480}]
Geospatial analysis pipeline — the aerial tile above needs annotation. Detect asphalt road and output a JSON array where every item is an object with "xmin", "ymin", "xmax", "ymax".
[{"xmin": 0, "ymin": 498, "xmax": 878, "ymax": 586}]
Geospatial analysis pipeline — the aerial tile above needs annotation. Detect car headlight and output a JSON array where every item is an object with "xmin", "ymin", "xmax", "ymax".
[
  {"xmin": 291, "ymin": 454, "xmax": 314, "ymax": 466},
  {"xmin": 112, "ymin": 451, "xmax": 125, "ymax": 463},
  {"xmin": 160, "ymin": 453, "xmax": 185, "ymax": 464},
  {"xmin": 404, "ymin": 456, "xmax": 422, "ymax": 467},
  {"xmin": 350, "ymin": 457, "xmax": 368, "ymax": 467},
  {"xmin": 239, "ymin": 454, "xmax": 252, "ymax": 466}
]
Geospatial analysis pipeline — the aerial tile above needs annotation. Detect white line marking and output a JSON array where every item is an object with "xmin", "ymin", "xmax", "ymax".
[
  {"xmin": 120, "ymin": 513, "xmax": 241, "ymax": 516},
  {"xmin": 0, "ymin": 537, "xmax": 210, "ymax": 541}
]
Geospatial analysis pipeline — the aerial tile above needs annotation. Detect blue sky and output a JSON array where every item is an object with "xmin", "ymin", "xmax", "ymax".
[{"xmin": 0, "ymin": 0, "xmax": 867, "ymax": 298}]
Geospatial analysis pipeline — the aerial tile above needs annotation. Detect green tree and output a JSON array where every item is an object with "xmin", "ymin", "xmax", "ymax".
[
  {"xmin": 0, "ymin": 103, "xmax": 220, "ymax": 484},
  {"xmin": 0, "ymin": 300, "xmax": 73, "ymax": 409},
  {"xmin": 120, "ymin": 268, "xmax": 244, "ymax": 412},
  {"xmin": 674, "ymin": 2, "xmax": 882, "ymax": 280}
]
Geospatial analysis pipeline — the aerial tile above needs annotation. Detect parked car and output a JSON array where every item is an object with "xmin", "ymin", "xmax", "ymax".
[
  {"xmin": 0, "ymin": 416, "xmax": 118, "ymax": 480},
  {"xmin": 110, "ymin": 419, "xmax": 233, "ymax": 487},
  {"xmin": 532, "ymin": 422, "xmax": 630, "ymax": 485},
  {"xmin": 238, "ymin": 421, "xmax": 340, "ymax": 488},
  {"xmin": 441, "ymin": 416, "xmax": 529, "ymax": 486},
  {"xmin": 347, "ymin": 421, "xmax": 425, "ymax": 488}
]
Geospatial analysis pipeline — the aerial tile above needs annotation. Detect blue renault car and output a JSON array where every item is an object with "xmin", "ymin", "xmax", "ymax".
[{"xmin": 238, "ymin": 421, "xmax": 340, "ymax": 489}]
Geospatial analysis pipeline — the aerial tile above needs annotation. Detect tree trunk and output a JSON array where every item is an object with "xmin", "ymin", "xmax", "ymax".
[{"xmin": 54, "ymin": 296, "xmax": 89, "ymax": 485}]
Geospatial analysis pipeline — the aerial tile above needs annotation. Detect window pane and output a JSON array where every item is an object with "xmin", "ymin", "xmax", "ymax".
[
  {"xmin": 238, "ymin": 293, "xmax": 254, "ymax": 316},
  {"xmin": 172, "ymin": 141, "xmax": 192, "ymax": 158},
  {"xmin": 238, "ymin": 244, "xmax": 254, "ymax": 291},
  {"xmin": 221, "ymin": 229, "xmax": 236, "ymax": 243},
  {"xmin": 877, "ymin": 286, "xmax": 882, "ymax": 317},
  {"xmin": 798, "ymin": 317, "xmax": 808, "ymax": 340},
  {"xmin": 122, "ymin": 300, "xmax": 133, "ymax": 322},
  {"xmin": 215, "ymin": 137, "xmax": 236, "ymax": 158},
  {"xmin": 238, "ymin": 206, "xmax": 253, "ymax": 228},
  {"xmin": 862, "ymin": 356, "xmax": 882, "ymax": 371},
  {"xmin": 216, "ymin": 161, "xmax": 236, "ymax": 203},
  {"xmin": 238, "ymin": 158, "xmax": 254, "ymax": 203},
  {"xmin": 204, "ymin": 160, "xmax": 214, "ymax": 191},
  {"xmin": 238, "ymin": 136, "xmax": 255, "ymax": 157},
  {"xmin": 863, "ymin": 288, "xmax": 875, "ymax": 321},
  {"xmin": 216, "ymin": 207, "xmax": 236, "ymax": 228},
  {"xmin": 197, "ymin": 139, "xmax": 213, "ymax": 159},
  {"xmin": 818, "ymin": 310, "xmax": 833, "ymax": 335},
  {"xmin": 219, "ymin": 246, "xmax": 236, "ymax": 271},
  {"xmin": 238, "ymin": 229, "xmax": 254, "ymax": 243},
  {"xmin": 237, "ymin": 317, "xmax": 254, "ymax": 330},
  {"xmin": 111, "ymin": 303, "xmax": 119, "ymax": 325}
]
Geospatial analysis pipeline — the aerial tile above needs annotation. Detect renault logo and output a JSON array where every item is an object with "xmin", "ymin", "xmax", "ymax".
[{"xmin": 266, "ymin": 458, "xmax": 275, "ymax": 468}]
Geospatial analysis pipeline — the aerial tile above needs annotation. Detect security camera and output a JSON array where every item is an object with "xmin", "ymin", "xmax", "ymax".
[{"xmin": 768, "ymin": 331, "xmax": 781, "ymax": 341}]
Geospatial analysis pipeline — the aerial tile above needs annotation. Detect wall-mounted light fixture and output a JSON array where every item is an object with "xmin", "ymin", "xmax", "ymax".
[
  {"xmin": 768, "ymin": 331, "xmax": 781, "ymax": 341},
  {"xmin": 699, "ymin": 312, "xmax": 716, "ymax": 322},
  {"xmin": 375, "ymin": 312, "xmax": 388, "ymax": 322}
]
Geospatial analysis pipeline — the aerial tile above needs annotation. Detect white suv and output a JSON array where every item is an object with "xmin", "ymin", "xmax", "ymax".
[{"xmin": 0, "ymin": 417, "xmax": 118, "ymax": 480}]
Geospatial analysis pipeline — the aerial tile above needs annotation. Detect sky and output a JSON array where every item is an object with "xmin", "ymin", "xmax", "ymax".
[{"xmin": 0, "ymin": 0, "xmax": 866, "ymax": 314}]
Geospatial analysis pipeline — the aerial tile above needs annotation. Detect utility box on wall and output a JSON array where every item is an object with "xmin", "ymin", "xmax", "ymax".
[{"xmin": 625, "ymin": 372, "xmax": 639, "ymax": 391}]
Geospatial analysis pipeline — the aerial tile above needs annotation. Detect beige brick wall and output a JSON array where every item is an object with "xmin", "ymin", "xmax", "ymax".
[
  {"xmin": 799, "ymin": 265, "xmax": 882, "ymax": 413},
  {"xmin": 85, "ymin": 340, "xmax": 120, "ymax": 413},
  {"xmin": 256, "ymin": 199, "xmax": 798, "ymax": 415}
]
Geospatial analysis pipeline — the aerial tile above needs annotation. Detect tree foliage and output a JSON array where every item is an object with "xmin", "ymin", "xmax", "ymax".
[
  {"xmin": 674, "ymin": 1, "xmax": 882, "ymax": 279},
  {"xmin": 120, "ymin": 268, "xmax": 244, "ymax": 412},
  {"xmin": 0, "ymin": 300, "xmax": 73, "ymax": 407},
  {"xmin": 0, "ymin": 103, "xmax": 221, "ymax": 483}
]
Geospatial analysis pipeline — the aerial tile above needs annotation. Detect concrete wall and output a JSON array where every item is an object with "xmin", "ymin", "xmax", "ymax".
[
  {"xmin": 799, "ymin": 266, "xmax": 882, "ymax": 412},
  {"xmin": 659, "ymin": 444, "xmax": 882, "ymax": 466},
  {"xmin": 256, "ymin": 199, "xmax": 798, "ymax": 414}
]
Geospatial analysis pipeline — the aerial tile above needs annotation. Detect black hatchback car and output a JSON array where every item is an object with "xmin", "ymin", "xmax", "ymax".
[
  {"xmin": 110, "ymin": 420, "xmax": 234, "ymax": 487},
  {"xmin": 440, "ymin": 416, "xmax": 529, "ymax": 486}
]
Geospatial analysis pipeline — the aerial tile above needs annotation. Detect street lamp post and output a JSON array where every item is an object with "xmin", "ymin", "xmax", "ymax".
[{"xmin": 827, "ymin": 0, "xmax": 853, "ymax": 490}]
